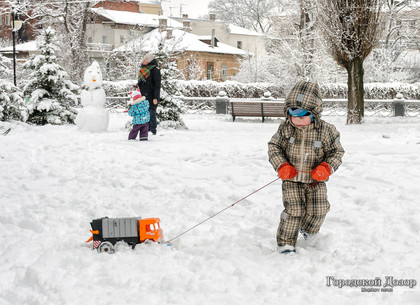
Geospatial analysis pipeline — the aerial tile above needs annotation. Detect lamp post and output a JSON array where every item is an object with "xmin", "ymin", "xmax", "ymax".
[{"xmin": 11, "ymin": 9, "xmax": 23, "ymax": 86}]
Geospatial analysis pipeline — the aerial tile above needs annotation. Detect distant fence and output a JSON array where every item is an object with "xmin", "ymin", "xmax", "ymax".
[{"xmin": 103, "ymin": 92, "xmax": 420, "ymax": 117}]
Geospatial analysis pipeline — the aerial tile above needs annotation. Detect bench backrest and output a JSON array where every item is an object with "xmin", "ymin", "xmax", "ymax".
[{"xmin": 229, "ymin": 101, "xmax": 286, "ymax": 118}]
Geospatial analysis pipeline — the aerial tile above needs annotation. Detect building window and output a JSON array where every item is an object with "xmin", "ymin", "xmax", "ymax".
[
  {"xmin": 237, "ymin": 41, "xmax": 242, "ymax": 49},
  {"xmin": 221, "ymin": 64, "xmax": 228, "ymax": 81},
  {"xmin": 207, "ymin": 62, "xmax": 214, "ymax": 80},
  {"xmin": 0, "ymin": 16, "xmax": 3, "ymax": 26},
  {"xmin": 5, "ymin": 14, "xmax": 10, "ymax": 26},
  {"xmin": 102, "ymin": 35, "xmax": 108, "ymax": 44},
  {"xmin": 88, "ymin": 36, "xmax": 93, "ymax": 43},
  {"xmin": 120, "ymin": 35, "xmax": 125, "ymax": 44},
  {"xmin": 409, "ymin": 20, "xmax": 415, "ymax": 27}
]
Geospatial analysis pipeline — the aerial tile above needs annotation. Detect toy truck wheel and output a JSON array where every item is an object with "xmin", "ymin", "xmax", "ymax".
[{"xmin": 98, "ymin": 241, "xmax": 115, "ymax": 254}]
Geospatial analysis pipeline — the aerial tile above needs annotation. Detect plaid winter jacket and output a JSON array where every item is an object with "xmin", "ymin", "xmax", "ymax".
[
  {"xmin": 268, "ymin": 81, "xmax": 345, "ymax": 183},
  {"xmin": 128, "ymin": 99, "xmax": 150, "ymax": 125}
]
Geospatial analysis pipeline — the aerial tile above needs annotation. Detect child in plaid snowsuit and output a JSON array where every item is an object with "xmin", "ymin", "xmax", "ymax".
[
  {"xmin": 268, "ymin": 81, "xmax": 345, "ymax": 254},
  {"xmin": 128, "ymin": 90, "xmax": 150, "ymax": 141}
]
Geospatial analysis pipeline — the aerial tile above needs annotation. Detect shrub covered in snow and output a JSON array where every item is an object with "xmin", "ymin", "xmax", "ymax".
[
  {"xmin": 0, "ymin": 55, "xmax": 28, "ymax": 122},
  {"xmin": 102, "ymin": 80, "xmax": 420, "ymax": 101},
  {"xmin": 23, "ymin": 27, "xmax": 79, "ymax": 125},
  {"xmin": 168, "ymin": 81, "xmax": 419, "ymax": 100},
  {"xmin": 321, "ymin": 83, "xmax": 420, "ymax": 99},
  {"xmin": 102, "ymin": 80, "xmax": 285, "ymax": 99},
  {"xmin": 103, "ymin": 80, "xmax": 137, "ymax": 97},
  {"xmin": 172, "ymin": 80, "xmax": 285, "ymax": 98}
]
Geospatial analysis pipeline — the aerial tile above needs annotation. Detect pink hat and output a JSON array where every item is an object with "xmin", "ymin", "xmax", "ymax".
[{"xmin": 129, "ymin": 90, "xmax": 146, "ymax": 105}]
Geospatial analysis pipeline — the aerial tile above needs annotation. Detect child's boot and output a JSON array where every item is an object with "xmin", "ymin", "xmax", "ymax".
[{"xmin": 277, "ymin": 244, "xmax": 296, "ymax": 254}]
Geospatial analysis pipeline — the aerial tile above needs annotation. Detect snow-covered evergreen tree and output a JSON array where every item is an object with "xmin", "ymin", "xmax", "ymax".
[
  {"xmin": 0, "ymin": 54, "xmax": 27, "ymax": 122},
  {"xmin": 155, "ymin": 39, "xmax": 183, "ymax": 123},
  {"xmin": 23, "ymin": 27, "xmax": 79, "ymax": 125}
]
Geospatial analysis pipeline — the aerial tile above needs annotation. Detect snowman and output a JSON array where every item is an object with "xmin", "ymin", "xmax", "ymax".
[{"xmin": 75, "ymin": 61, "xmax": 109, "ymax": 132}]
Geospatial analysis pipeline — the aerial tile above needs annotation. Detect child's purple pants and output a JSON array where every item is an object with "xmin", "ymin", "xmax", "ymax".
[{"xmin": 128, "ymin": 123, "xmax": 149, "ymax": 141}]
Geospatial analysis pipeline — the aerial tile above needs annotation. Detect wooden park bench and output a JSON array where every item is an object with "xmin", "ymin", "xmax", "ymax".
[{"xmin": 228, "ymin": 100, "xmax": 286, "ymax": 122}]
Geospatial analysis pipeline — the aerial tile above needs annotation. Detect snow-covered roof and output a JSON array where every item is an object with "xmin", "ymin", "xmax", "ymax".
[
  {"xmin": 196, "ymin": 35, "xmax": 214, "ymax": 40},
  {"xmin": 228, "ymin": 24, "xmax": 265, "ymax": 37},
  {"xmin": 137, "ymin": 0, "xmax": 161, "ymax": 4},
  {"xmin": 0, "ymin": 41, "xmax": 38, "ymax": 53},
  {"xmin": 114, "ymin": 29, "xmax": 250, "ymax": 56},
  {"xmin": 168, "ymin": 15, "xmax": 265, "ymax": 37},
  {"xmin": 90, "ymin": 8, "xmax": 182, "ymax": 28}
]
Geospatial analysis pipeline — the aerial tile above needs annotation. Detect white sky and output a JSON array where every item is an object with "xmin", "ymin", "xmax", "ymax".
[{"xmin": 161, "ymin": 0, "xmax": 211, "ymax": 18}]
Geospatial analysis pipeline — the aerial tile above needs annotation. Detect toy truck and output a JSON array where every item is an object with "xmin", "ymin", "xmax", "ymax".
[{"xmin": 86, "ymin": 217, "xmax": 163, "ymax": 253}]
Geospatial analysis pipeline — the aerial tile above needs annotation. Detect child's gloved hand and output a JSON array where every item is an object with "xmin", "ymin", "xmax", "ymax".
[
  {"xmin": 277, "ymin": 162, "xmax": 297, "ymax": 180},
  {"xmin": 311, "ymin": 162, "xmax": 332, "ymax": 181}
]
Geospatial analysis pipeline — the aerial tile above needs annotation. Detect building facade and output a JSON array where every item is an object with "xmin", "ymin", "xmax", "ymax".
[
  {"xmin": 0, "ymin": 0, "xmax": 252, "ymax": 82},
  {"xmin": 170, "ymin": 14, "xmax": 267, "ymax": 58}
]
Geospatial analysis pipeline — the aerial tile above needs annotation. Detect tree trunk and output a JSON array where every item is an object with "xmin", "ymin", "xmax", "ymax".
[
  {"xmin": 63, "ymin": 2, "xmax": 90, "ymax": 83},
  {"xmin": 346, "ymin": 57, "xmax": 364, "ymax": 124},
  {"xmin": 299, "ymin": 0, "xmax": 315, "ymax": 79}
]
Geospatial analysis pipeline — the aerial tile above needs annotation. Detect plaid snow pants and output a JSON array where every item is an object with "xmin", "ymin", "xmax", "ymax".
[{"xmin": 277, "ymin": 181, "xmax": 330, "ymax": 247}]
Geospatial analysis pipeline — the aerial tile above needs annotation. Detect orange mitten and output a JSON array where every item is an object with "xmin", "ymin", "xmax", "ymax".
[
  {"xmin": 277, "ymin": 162, "xmax": 297, "ymax": 180},
  {"xmin": 311, "ymin": 162, "xmax": 332, "ymax": 181}
]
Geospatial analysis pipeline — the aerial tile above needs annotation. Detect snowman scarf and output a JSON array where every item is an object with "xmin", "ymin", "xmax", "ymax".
[{"xmin": 138, "ymin": 64, "xmax": 156, "ymax": 83}]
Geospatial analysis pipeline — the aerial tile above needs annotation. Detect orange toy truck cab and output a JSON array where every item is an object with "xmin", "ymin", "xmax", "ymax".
[{"xmin": 139, "ymin": 218, "xmax": 163, "ymax": 243}]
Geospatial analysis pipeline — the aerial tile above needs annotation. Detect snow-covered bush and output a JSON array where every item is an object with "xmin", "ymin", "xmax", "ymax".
[
  {"xmin": 23, "ymin": 27, "xmax": 79, "ymax": 125},
  {"xmin": 172, "ymin": 80, "xmax": 285, "ymax": 98},
  {"xmin": 363, "ymin": 83, "xmax": 420, "ymax": 100},
  {"xmin": 103, "ymin": 80, "xmax": 137, "ymax": 97},
  {"xmin": 0, "ymin": 54, "xmax": 27, "ymax": 122},
  {"xmin": 321, "ymin": 83, "xmax": 420, "ymax": 99},
  {"xmin": 102, "ymin": 79, "xmax": 419, "ymax": 101}
]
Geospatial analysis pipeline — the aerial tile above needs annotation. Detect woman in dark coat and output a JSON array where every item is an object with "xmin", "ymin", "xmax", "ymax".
[{"xmin": 137, "ymin": 53, "xmax": 161, "ymax": 135}]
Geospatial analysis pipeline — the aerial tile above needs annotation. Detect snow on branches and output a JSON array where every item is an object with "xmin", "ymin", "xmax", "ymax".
[
  {"xmin": 23, "ymin": 27, "xmax": 79, "ymax": 125},
  {"xmin": 0, "ymin": 54, "xmax": 27, "ymax": 122}
]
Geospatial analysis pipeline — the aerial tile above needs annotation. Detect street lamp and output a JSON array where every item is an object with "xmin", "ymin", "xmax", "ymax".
[{"xmin": 11, "ymin": 10, "xmax": 22, "ymax": 86}]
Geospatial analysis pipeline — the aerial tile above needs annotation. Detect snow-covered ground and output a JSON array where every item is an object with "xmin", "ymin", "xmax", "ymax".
[{"xmin": 1, "ymin": 113, "xmax": 419, "ymax": 305}]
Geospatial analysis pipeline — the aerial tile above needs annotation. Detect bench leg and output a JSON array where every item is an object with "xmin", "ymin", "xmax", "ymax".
[{"xmin": 261, "ymin": 103, "xmax": 264, "ymax": 122}]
